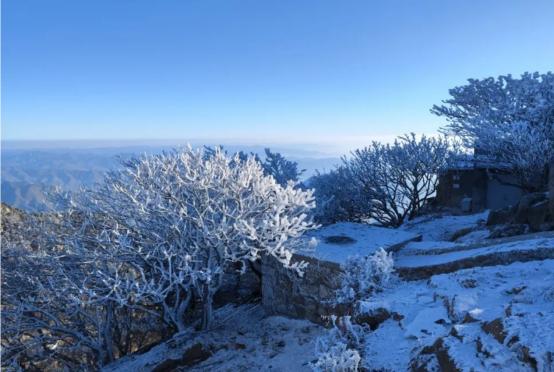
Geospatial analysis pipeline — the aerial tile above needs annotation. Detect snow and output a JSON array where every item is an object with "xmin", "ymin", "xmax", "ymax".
[
  {"xmin": 358, "ymin": 259, "xmax": 554, "ymax": 371},
  {"xmin": 298, "ymin": 222, "xmax": 419, "ymax": 264},
  {"xmin": 188, "ymin": 305, "xmax": 325, "ymax": 372},
  {"xmin": 104, "ymin": 304, "xmax": 326, "ymax": 372},
  {"xmin": 395, "ymin": 237, "xmax": 554, "ymax": 268},
  {"xmin": 401, "ymin": 240, "xmax": 460, "ymax": 255},
  {"xmin": 401, "ymin": 211, "xmax": 489, "ymax": 241}
]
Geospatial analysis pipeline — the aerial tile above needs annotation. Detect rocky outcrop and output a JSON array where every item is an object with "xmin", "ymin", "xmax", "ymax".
[
  {"xmin": 486, "ymin": 206, "xmax": 516, "ymax": 226},
  {"xmin": 102, "ymin": 332, "xmax": 215, "ymax": 372},
  {"xmin": 261, "ymin": 254, "xmax": 344, "ymax": 324},
  {"xmin": 486, "ymin": 190, "xmax": 554, "ymax": 233},
  {"xmin": 515, "ymin": 192, "xmax": 551, "ymax": 231},
  {"xmin": 214, "ymin": 262, "xmax": 261, "ymax": 306}
]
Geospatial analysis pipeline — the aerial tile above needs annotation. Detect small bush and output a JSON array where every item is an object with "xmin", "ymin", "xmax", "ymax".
[
  {"xmin": 336, "ymin": 248, "xmax": 395, "ymax": 304},
  {"xmin": 312, "ymin": 316, "xmax": 365, "ymax": 372}
]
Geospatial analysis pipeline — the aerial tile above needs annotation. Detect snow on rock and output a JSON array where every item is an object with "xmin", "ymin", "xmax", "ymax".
[
  {"xmin": 401, "ymin": 211, "xmax": 489, "ymax": 241},
  {"xmin": 395, "ymin": 236, "xmax": 554, "ymax": 280},
  {"xmin": 298, "ymin": 222, "xmax": 420, "ymax": 264},
  {"xmin": 359, "ymin": 259, "xmax": 554, "ymax": 371},
  {"xmin": 103, "ymin": 304, "xmax": 325, "ymax": 372},
  {"xmin": 401, "ymin": 240, "xmax": 460, "ymax": 255},
  {"xmin": 397, "ymin": 237, "xmax": 554, "ymax": 268}
]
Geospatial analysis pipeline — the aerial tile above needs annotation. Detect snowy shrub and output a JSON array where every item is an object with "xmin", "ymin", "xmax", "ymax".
[
  {"xmin": 204, "ymin": 146, "xmax": 304, "ymax": 187},
  {"xmin": 261, "ymin": 148, "xmax": 305, "ymax": 186},
  {"xmin": 312, "ymin": 342, "xmax": 361, "ymax": 372},
  {"xmin": 1, "ymin": 216, "xmax": 167, "ymax": 369},
  {"xmin": 58, "ymin": 147, "xmax": 316, "ymax": 330},
  {"xmin": 312, "ymin": 316, "xmax": 365, "ymax": 372},
  {"xmin": 309, "ymin": 166, "xmax": 367, "ymax": 225},
  {"xmin": 345, "ymin": 133, "xmax": 455, "ymax": 227},
  {"xmin": 336, "ymin": 248, "xmax": 395, "ymax": 304},
  {"xmin": 2, "ymin": 147, "xmax": 317, "ymax": 369},
  {"xmin": 432, "ymin": 72, "xmax": 554, "ymax": 190},
  {"xmin": 313, "ymin": 250, "xmax": 395, "ymax": 371}
]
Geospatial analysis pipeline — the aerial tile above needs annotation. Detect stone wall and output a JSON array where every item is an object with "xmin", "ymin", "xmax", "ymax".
[
  {"xmin": 261, "ymin": 253, "xmax": 344, "ymax": 324},
  {"xmin": 436, "ymin": 169, "xmax": 487, "ymax": 212}
]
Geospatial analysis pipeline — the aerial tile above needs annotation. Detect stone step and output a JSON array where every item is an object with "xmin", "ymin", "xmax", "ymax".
[
  {"xmin": 400, "ymin": 231, "xmax": 554, "ymax": 257},
  {"xmin": 395, "ymin": 237, "xmax": 554, "ymax": 280}
]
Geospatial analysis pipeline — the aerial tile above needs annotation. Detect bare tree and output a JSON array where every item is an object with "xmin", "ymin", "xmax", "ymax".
[
  {"xmin": 309, "ymin": 166, "xmax": 368, "ymax": 225},
  {"xmin": 345, "ymin": 134, "xmax": 454, "ymax": 227}
]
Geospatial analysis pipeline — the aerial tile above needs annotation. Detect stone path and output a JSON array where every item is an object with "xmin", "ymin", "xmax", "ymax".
[{"xmin": 395, "ymin": 234, "xmax": 554, "ymax": 280}]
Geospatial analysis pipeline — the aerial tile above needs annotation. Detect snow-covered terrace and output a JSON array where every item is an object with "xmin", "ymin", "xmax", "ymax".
[{"xmin": 297, "ymin": 222, "xmax": 421, "ymax": 265}]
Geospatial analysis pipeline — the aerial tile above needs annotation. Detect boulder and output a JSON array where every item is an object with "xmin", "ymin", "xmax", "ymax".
[
  {"xmin": 214, "ymin": 261, "xmax": 261, "ymax": 306},
  {"xmin": 515, "ymin": 192, "xmax": 550, "ymax": 231},
  {"xmin": 486, "ymin": 206, "xmax": 515, "ymax": 226},
  {"xmin": 488, "ymin": 224, "xmax": 529, "ymax": 239},
  {"xmin": 355, "ymin": 307, "xmax": 391, "ymax": 331}
]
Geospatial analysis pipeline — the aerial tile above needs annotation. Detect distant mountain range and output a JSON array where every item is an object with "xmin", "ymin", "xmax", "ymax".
[{"xmin": 1, "ymin": 142, "xmax": 341, "ymax": 211}]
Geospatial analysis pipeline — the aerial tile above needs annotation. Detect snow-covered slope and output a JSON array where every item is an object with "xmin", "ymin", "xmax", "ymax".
[
  {"xmin": 299, "ymin": 222, "xmax": 420, "ymax": 264},
  {"xmin": 360, "ymin": 259, "xmax": 554, "ymax": 371}
]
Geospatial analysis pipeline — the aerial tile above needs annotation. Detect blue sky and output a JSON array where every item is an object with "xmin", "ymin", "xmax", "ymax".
[{"xmin": 2, "ymin": 0, "xmax": 554, "ymax": 147}]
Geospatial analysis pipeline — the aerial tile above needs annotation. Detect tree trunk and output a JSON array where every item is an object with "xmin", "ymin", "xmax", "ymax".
[{"xmin": 200, "ymin": 287, "xmax": 213, "ymax": 330}]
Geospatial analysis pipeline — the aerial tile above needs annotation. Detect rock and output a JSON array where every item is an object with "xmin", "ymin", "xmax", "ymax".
[
  {"xmin": 488, "ymin": 224, "xmax": 529, "ymax": 239},
  {"xmin": 415, "ymin": 338, "xmax": 460, "ymax": 372},
  {"xmin": 396, "ymin": 243, "xmax": 554, "ymax": 280},
  {"xmin": 519, "ymin": 346, "xmax": 538, "ymax": 371},
  {"xmin": 152, "ymin": 343, "xmax": 212, "ymax": 372},
  {"xmin": 103, "ymin": 336, "xmax": 215, "ymax": 372},
  {"xmin": 324, "ymin": 235, "xmax": 356, "ymax": 244},
  {"xmin": 355, "ymin": 307, "xmax": 391, "ymax": 330},
  {"xmin": 449, "ymin": 227, "xmax": 474, "ymax": 241},
  {"xmin": 515, "ymin": 192, "xmax": 549, "ymax": 225},
  {"xmin": 459, "ymin": 279, "xmax": 478, "ymax": 288},
  {"xmin": 487, "ymin": 206, "xmax": 516, "ymax": 226},
  {"xmin": 214, "ymin": 261, "xmax": 261, "ymax": 306},
  {"xmin": 527, "ymin": 200, "xmax": 550, "ymax": 231},
  {"xmin": 481, "ymin": 318, "xmax": 506, "ymax": 344},
  {"xmin": 261, "ymin": 254, "xmax": 344, "ymax": 324}
]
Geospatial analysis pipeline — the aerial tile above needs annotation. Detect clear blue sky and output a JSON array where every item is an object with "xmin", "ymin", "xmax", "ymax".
[{"xmin": 2, "ymin": 0, "xmax": 554, "ymax": 146}]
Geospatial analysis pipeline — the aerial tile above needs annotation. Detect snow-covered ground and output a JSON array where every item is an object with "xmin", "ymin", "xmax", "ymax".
[
  {"xmin": 106, "ymin": 212, "xmax": 554, "ymax": 371},
  {"xmin": 396, "ymin": 236, "xmax": 554, "ymax": 268},
  {"xmin": 401, "ymin": 210, "xmax": 490, "ymax": 242},
  {"xmin": 360, "ymin": 259, "xmax": 554, "ymax": 371},
  {"xmin": 189, "ymin": 306, "xmax": 324, "ymax": 372},
  {"xmin": 299, "ymin": 222, "xmax": 419, "ymax": 264},
  {"xmin": 104, "ymin": 304, "xmax": 326, "ymax": 372}
]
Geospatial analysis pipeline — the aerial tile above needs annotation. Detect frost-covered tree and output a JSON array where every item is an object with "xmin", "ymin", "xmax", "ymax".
[
  {"xmin": 204, "ymin": 146, "xmax": 304, "ymax": 187},
  {"xmin": 261, "ymin": 148, "xmax": 305, "ymax": 186},
  {"xmin": 345, "ymin": 134, "xmax": 455, "ymax": 227},
  {"xmin": 1, "ymin": 210, "xmax": 168, "ymax": 369},
  {"xmin": 309, "ymin": 166, "xmax": 367, "ymax": 225},
  {"xmin": 312, "ymin": 249, "xmax": 396, "ymax": 371},
  {"xmin": 57, "ymin": 147, "xmax": 316, "ymax": 330},
  {"xmin": 432, "ymin": 72, "xmax": 554, "ymax": 190},
  {"xmin": 2, "ymin": 147, "xmax": 317, "ymax": 369}
]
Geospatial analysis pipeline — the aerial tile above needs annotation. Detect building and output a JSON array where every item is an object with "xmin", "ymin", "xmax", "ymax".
[{"xmin": 436, "ymin": 156, "xmax": 524, "ymax": 212}]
